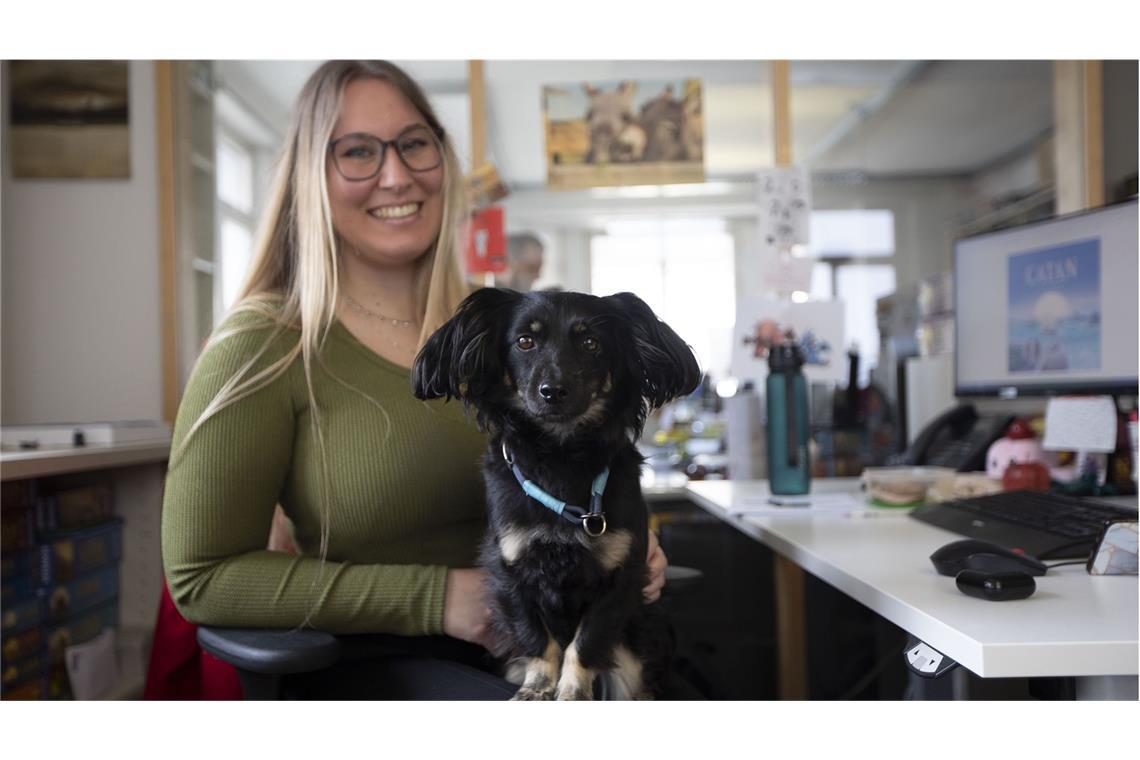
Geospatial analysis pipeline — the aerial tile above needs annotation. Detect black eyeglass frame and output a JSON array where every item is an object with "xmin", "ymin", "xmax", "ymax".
[{"xmin": 328, "ymin": 124, "xmax": 446, "ymax": 181}]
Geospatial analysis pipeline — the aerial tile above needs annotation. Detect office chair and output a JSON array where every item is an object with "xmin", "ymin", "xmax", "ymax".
[{"xmin": 197, "ymin": 564, "xmax": 704, "ymax": 699}]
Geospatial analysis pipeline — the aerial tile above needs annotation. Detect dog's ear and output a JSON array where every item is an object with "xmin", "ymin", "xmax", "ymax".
[
  {"xmin": 411, "ymin": 287, "xmax": 523, "ymax": 402},
  {"xmin": 603, "ymin": 292, "xmax": 702, "ymax": 409}
]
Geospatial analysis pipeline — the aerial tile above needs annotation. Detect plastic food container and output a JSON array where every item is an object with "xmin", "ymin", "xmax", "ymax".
[{"xmin": 861, "ymin": 466, "xmax": 956, "ymax": 507}]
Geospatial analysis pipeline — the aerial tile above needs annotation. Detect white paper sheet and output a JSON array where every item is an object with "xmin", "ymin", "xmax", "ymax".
[
  {"xmin": 729, "ymin": 491, "xmax": 879, "ymax": 517},
  {"xmin": 65, "ymin": 627, "xmax": 119, "ymax": 700}
]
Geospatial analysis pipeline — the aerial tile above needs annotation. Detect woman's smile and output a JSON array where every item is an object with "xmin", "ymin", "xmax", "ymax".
[{"xmin": 368, "ymin": 201, "xmax": 422, "ymax": 222}]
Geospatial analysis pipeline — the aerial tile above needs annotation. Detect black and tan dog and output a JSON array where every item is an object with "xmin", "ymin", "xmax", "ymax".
[{"xmin": 412, "ymin": 288, "xmax": 700, "ymax": 699}]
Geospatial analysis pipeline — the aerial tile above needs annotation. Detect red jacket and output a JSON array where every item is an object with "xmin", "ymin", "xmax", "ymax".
[{"xmin": 143, "ymin": 580, "xmax": 242, "ymax": 700}]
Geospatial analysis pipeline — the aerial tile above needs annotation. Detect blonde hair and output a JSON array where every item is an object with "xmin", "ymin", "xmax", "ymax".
[{"xmin": 174, "ymin": 61, "xmax": 469, "ymax": 579}]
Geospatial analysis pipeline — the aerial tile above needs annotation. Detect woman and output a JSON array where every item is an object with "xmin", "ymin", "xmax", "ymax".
[{"xmin": 159, "ymin": 60, "xmax": 666, "ymax": 698}]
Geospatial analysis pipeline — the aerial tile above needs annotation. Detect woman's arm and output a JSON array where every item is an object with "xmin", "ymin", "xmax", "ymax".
[{"xmin": 161, "ymin": 316, "xmax": 450, "ymax": 636}]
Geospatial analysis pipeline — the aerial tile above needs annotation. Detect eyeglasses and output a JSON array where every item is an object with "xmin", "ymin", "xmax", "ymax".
[{"xmin": 328, "ymin": 125, "xmax": 444, "ymax": 181}]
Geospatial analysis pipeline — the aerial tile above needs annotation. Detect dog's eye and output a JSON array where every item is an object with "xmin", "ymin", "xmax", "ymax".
[
  {"xmin": 516, "ymin": 335, "xmax": 536, "ymax": 351},
  {"xmin": 581, "ymin": 336, "xmax": 600, "ymax": 353}
]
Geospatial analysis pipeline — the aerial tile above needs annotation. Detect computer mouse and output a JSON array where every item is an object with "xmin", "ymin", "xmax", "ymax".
[
  {"xmin": 930, "ymin": 539, "xmax": 1048, "ymax": 577},
  {"xmin": 955, "ymin": 569, "xmax": 1036, "ymax": 601}
]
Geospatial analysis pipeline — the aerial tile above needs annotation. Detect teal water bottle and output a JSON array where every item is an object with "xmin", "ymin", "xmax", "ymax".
[{"xmin": 766, "ymin": 342, "xmax": 811, "ymax": 495}]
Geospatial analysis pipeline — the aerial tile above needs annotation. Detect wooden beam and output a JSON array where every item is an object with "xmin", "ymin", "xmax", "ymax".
[
  {"xmin": 155, "ymin": 61, "xmax": 180, "ymax": 425},
  {"xmin": 468, "ymin": 60, "xmax": 487, "ymax": 169},
  {"xmin": 772, "ymin": 60, "xmax": 792, "ymax": 166},
  {"xmin": 770, "ymin": 58, "xmax": 809, "ymax": 701},
  {"xmin": 1083, "ymin": 60, "xmax": 1104, "ymax": 208},
  {"xmin": 1053, "ymin": 60, "xmax": 1105, "ymax": 213},
  {"xmin": 774, "ymin": 553, "xmax": 808, "ymax": 699}
]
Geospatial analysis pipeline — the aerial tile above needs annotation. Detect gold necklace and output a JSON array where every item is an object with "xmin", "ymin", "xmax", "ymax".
[
  {"xmin": 342, "ymin": 294, "xmax": 419, "ymax": 355},
  {"xmin": 342, "ymin": 294, "xmax": 418, "ymax": 328}
]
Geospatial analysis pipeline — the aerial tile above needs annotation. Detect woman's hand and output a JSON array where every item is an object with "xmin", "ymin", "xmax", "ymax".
[
  {"xmin": 267, "ymin": 505, "xmax": 299, "ymax": 554},
  {"xmin": 442, "ymin": 568, "xmax": 496, "ymax": 651},
  {"xmin": 643, "ymin": 529, "xmax": 668, "ymax": 604}
]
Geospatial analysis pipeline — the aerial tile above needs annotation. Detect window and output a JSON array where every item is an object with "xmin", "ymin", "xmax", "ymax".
[
  {"xmin": 591, "ymin": 218, "xmax": 735, "ymax": 379},
  {"xmin": 836, "ymin": 263, "xmax": 897, "ymax": 384},
  {"xmin": 217, "ymin": 137, "xmax": 254, "ymax": 215},
  {"xmin": 219, "ymin": 217, "xmax": 253, "ymax": 311},
  {"xmin": 215, "ymin": 132, "xmax": 257, "ymax": 319},
  {"xmin": 806, "ymin": 209, "xmax": 897, "ymax": 385},
  {"xmin": 809, "ymin": 209, "xmax": 895, "ymax": 258}
]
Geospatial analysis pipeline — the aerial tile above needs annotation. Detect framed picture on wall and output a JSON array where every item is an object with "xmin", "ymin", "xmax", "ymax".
[
  {"xmin": 543, "ymin": 78, "xmax": 704, "ymax": 190},
  {"xmin": 8, "ymin": 60, "xmax": 130, "ymax": 179}
]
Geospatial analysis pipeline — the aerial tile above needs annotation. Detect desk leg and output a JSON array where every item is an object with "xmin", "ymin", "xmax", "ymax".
[{"xmin": 773, "ymin": 554, "xmax": 808, "ymax": 699}]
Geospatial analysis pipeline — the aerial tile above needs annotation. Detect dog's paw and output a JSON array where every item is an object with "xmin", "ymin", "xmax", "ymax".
[
  {"xmin": 511, "ymin": 683, "xmax": 555, "ymax": 701},
  {"xmin": 555, "ymin": 684, "xmax": 594, "ymax": 701}
]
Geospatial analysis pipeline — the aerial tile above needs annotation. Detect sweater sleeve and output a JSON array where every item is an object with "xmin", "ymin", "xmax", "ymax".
[{"xmin": 161, "ymin": 314, "xmax": 448, "ymax": 635}]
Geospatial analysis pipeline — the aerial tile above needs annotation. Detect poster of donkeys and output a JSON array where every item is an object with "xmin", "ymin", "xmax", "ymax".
[
  {"xmin": 543, "ymin": 79, "xmax": 704, "ymax": 190},
  {"xmin": 8, "ymin": 60, "xmax": 130, "ymax": 179}
]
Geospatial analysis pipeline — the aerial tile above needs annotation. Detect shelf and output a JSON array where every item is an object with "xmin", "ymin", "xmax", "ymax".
[
  {"xmin": 189, "ymin": 152, "xmax": 216, "ymax": 174},
  {"xmin": 956, "ymin": 186, "xmax": 1055, "ymax": 238},
  {"xmin": 192, "ymin": 258, "xmax": 217, "ymax": 275},
  {"xmin": 2, "ymin": 458, "xmax": 166, "ymax": 700},
  {"xmin": 0, "ymin": 439, "xmax": 171, "ymax": 481},
  {"xmin": 187, "ymin": 78, "xmax": 214, "ymax": 101}
]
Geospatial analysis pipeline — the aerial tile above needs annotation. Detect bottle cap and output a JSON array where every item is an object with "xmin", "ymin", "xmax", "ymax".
[{"xmin": 768, "ymin": 341, "xmax": 805, "ymax": 372}]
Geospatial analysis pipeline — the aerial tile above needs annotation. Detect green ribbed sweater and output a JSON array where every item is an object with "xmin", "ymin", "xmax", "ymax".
[{"xmin": 161, "ymin": 309, "xmax": 487, "ymax": 635}]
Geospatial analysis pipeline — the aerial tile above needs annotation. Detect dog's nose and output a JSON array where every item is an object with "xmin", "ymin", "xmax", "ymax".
[{"xmin": 538, "ymin": 383, "xmax": 569, "ymax": 403}]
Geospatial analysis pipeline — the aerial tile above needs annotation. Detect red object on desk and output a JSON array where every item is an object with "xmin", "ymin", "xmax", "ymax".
[{"xmin": 1002, "ymin": 461, "xmax": 1052, "ymax": 493}]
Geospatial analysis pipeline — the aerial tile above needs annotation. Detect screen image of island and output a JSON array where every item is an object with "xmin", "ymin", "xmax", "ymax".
[{"xmin": 1008, "ymin": 238, "xmax": 1101, "ymax": 373}]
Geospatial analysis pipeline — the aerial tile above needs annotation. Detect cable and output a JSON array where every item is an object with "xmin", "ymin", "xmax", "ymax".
[
  {"xmin": 1044, "ymin": 559, "xmax": 1089, "ymax": 570},
  {"xmin": 837, "ymin": 635, "xmax": 908, "ymax": 701},
  {"xmin": 1038, "ymin": 539, "xmax": 1094, "ymax": 561}
]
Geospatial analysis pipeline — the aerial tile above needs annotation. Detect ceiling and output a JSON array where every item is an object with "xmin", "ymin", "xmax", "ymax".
[{"xmin": 218, "ymin": 60, "xmax": 1054, "ymax": 189}]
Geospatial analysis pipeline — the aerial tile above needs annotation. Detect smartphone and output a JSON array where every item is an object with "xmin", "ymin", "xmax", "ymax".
[{"xmin": 1087, "ymin": 519, "xmax": 1139, "ymax": 576}]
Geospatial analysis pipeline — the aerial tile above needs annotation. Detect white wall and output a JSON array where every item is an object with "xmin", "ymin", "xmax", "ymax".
[
  {"xmin": 1, "ymin": 61, "xmax": 163, "ymax": 425},
  {"xmin": 811, "ymin": 177, "xmax": 974, "ymax": 289},
  {"xmin": 504, "ymin": 175, "xmax": 974, "ymax": 301}
]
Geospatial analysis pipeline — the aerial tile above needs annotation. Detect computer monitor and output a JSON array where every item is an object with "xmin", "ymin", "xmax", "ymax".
[{"xmin": 954, "ymin": 198, "xmax": 1138, "ymax": 397}]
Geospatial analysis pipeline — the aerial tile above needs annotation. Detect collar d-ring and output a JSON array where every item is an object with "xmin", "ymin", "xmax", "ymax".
[{"xmin": 582, "ymin": 513, "xmax": 607, "ymax": 537}]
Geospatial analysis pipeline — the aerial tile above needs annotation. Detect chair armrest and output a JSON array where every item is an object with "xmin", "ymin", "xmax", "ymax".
[{"xmin": 196, "ymin": 626, "xmax": 342, "ymax": 675}]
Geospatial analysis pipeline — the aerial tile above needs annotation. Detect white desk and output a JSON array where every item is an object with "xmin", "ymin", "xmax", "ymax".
[{"xmin": 685, "ymin": 478, "xmax": 1138, "ymax": 695}]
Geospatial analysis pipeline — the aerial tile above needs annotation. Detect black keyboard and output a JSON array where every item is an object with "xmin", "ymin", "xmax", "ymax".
[{"xmin": 910, "ymin": 490, "xmax": 1138, "ymax": 559}]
